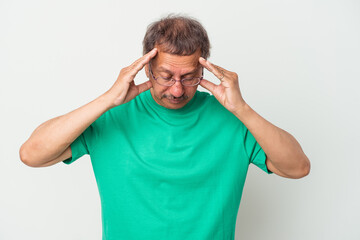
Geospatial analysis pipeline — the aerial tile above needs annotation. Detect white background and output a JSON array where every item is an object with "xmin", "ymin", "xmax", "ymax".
[{"xmin": 1, "ymin": 0, "xmax": 359, "ymax": 239}]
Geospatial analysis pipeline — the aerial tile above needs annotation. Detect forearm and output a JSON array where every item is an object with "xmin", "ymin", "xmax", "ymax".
[
  {"xmin": 233, "ymin": 103, "xmax": 310, "ymax": 178},
  {"xmin": 20, "ymin": 92, "xmax": 113, "ymax": 166},
  {"xmin": 20, "ymin": 49, "xmax": 157, "ymax": 167}
]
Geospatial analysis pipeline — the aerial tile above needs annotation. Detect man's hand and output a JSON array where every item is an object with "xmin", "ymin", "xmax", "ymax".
[
  {"xmin": 199, "ymin": 57, "xmax": 310, "ymax": 178},
  {"xmin": 199, "ymin": 57, "xmax": 246, "ymax": 114},
  {"xmin": 106, "ymin": 48, "xmax": 158, "ymax": 108}
]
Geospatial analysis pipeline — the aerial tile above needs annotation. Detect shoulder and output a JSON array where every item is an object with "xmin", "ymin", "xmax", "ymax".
[
  {"xmin": 196, "ymin": 90, "xmax": 229, "ymax": 112},
  {"xmin": 196, "ymin": 91, "xmax": 240, "ymax": 121},
  {"xmin": 196, "ymin": 91, "xmax": 247, "ymax": 133},
  {"xmin": 195, "ymin": 90, "xmax": 219, "ymax": 107}
]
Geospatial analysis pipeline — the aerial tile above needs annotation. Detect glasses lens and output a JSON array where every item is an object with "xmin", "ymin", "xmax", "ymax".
[
  {"xmin": 182, "ymin": 78, "xmax": 201, "ymax": 86},
  {"xmin": 156, "ymin": 77, "xmax": 201, "ymax": 86},
  {"xmin": 157, "ymin": 77, "xmax": 174, "ymax": 86}
]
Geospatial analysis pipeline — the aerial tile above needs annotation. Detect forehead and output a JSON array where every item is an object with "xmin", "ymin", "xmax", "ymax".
[{"xmin": 153, "ymin": 48, "xmax": 202, "ymax": 73}]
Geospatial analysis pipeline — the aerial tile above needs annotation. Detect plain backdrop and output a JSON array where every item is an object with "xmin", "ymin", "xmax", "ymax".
[{"xmin": 1, "ymin": 0, "xmax": 359, "ymax": 239}]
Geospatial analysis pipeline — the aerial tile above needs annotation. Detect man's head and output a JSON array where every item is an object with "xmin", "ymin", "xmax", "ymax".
[{"xmin": 143, "ymin": 14, "xmax": 211, "ymax": 109}]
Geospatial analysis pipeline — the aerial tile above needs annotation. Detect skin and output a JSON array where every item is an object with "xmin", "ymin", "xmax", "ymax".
[
  {"xmin": 144, "ymin": 47, "xmax": 202, "ymax": 109},
  {"xmin": 19, "ymin": 49, "xmax": 159, "ymax": 167},
  {"xmin": 144, "ymin": 47, "xmax": 310, "ymax": 178},
  {"xmin": 198, "ymin": 57, "xmax": 311, "ymax": 179},
  {"xmin": 20, "ymin": 46, "xmax": 310, "ymax": 179},
  {"xmin": 114, "ymin": 46, "xmax": 310, "ymax": 179}
]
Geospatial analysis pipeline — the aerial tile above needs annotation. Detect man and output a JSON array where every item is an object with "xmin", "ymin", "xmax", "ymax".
[{"xmin": 20, "ymin": 15, "xmax": 310, "ymax": 239}]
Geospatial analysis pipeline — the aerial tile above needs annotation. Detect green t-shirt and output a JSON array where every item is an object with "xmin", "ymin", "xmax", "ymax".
[{"xmin": 64, "ymin": 90, "xmax": 272, "ymax": 240}]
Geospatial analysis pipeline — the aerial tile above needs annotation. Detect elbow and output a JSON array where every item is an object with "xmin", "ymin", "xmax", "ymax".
[
  {"xmin": 293, "ymin": 155, "xmax": 311, "ymax": 179},
  {"xmin": 303, "ymin": 158, "xmax": 311, "ymax": 177},
  {"xmin": 19, "ymin": 142, "xmax": 42, "ymax": 168},
  {"xmin": 19, "ymin": 143, "xmax": 34, "ymax": 167}
]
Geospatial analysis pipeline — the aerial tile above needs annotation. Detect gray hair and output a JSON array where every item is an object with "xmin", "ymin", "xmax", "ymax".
[{"xmin": 142, "ymin": 14, "xmax": 211, "ymax": 59}]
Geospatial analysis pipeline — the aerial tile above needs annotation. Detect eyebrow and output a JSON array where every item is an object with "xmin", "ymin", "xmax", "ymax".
[{"xmin": 156, "ymin": 66, "xmax": 200, "ymax": 77}]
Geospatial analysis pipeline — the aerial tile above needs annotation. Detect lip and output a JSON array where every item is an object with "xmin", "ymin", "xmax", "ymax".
[{"xmin": 168, "ymin": 98, "xmax": 183, "ymax": 104}]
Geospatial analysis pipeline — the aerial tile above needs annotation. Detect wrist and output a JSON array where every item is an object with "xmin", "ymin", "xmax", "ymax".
[
  {"xmin": 98, "ymin": 91, "xmax": 117, "ymax": 111},
  {"xmin": 233, "ymin": 102, "xmax": 252, "ymax": 121}
]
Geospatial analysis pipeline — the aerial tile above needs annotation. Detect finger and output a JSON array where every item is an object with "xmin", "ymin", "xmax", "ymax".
[
  {"xmin": 130, "ymin": 48, "xmax": 158, "ymax": 72},
  {"xmin": 199, "ymin": 57, "xmax": 226, "ymax": 81},
  {"xmin": 211, "ymin": 63, "xmax": 227, "ymax": 72},
  {"xmin": 129, "ymin": 48, "xmax": 158, "ymax": 77},
  {"xmin": 133, "ymin": 48, "xmax": 158, "ymax": 67},
  {"xmin": 136, "ymin": 80, "xmax": 152, "ymax": 94},
  {"xmin": 199, "ymin": 79, "xmax": 217, "ymax": 94}
]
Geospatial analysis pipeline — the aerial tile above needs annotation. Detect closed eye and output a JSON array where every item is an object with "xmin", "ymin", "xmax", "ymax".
[{"xmin": 159, "ymin": 76, "xmax": 172, "ymax": 80}]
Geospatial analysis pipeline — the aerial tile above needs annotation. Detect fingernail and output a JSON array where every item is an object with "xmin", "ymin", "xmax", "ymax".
[{"xmin": 200, "ymin": 57, "xmax": 205, "ymax": 61}]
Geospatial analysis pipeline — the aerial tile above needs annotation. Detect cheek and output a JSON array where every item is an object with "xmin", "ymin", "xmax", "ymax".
[
  {"xmin": 152, "ymin": 83, "xmax": 168, "ymax": 96},
  {"xmin": 185, "ymin": 87, "xmax": 198, "ymax": 96}
]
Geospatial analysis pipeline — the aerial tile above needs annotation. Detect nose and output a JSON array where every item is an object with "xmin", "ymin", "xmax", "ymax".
[{"xmin": 169, "ymin": 80, "xmax": 185, "ymax": 97}]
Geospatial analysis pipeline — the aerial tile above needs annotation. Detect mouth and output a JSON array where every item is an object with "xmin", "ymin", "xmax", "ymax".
[
  {"xmin": 162, "ymin": 95, "xmax": 188, "ymax": 104},
  {"xmin": 168, "ymin": 98, "xmax": 183, "ymax": 104}
]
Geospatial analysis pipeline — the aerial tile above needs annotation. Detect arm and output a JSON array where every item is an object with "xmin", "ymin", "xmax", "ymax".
[
  {"xmin": 199, "ymin": 57, "xmax": 310, "ymax": 179},
  {"xmin": 19, "ymin": 48, "xmax": 158, "ymax": 167},
  {"xmin": 233, "ymin": 103, "xmax": 310, "ymax": 179},
  {"xmin": 19, "ymin": 94, "xmax": 113, "ymax": 167}
]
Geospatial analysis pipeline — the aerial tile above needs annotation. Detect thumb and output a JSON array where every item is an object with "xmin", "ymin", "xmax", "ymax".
[
  {"xmin": 200, "ymin": 79, "xmax": 217, "ymax": 94},
  {"xmin": 136, "ymin": 80, "xmax": 152, "ymax": 94}
]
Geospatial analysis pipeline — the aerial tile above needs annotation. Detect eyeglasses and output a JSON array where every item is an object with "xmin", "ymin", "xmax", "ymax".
[{"xmin": 148, "ymin": 62, "xmax": 203, "ymax": 87}]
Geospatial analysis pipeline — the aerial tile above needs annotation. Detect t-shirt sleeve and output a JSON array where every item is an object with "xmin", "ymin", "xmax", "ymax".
[
  {"xmin": 62, "ymin": 114, "xmax": 104, "ymax": 165},
  {"xmin": 243, "ymin": 128, "xmax": 273, "ymax": 174},
  {"xmin": 62, "ymin": 129, "xmax": 90, "ymax": 165}
]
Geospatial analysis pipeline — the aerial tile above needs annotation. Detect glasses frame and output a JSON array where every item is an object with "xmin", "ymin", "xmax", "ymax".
[{"xmin": 148, "ymin": 62, "xmax": 203, "ymax": 87}]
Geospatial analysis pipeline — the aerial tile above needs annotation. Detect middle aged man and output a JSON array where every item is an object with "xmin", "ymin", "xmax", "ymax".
[{"xmin": 20, "ymin": 15, "xmax": 310, "ymax": 239}]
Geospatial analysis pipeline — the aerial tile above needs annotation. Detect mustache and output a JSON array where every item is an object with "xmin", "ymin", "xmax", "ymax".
[{"xmin": 161, "ymin": 94, "xmax": 189, "ymax": 100}]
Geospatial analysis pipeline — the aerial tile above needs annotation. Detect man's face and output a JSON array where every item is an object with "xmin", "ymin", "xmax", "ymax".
[{"xmin": 145, "ymin": 47, "xmax": 202, "ymax": 109}]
